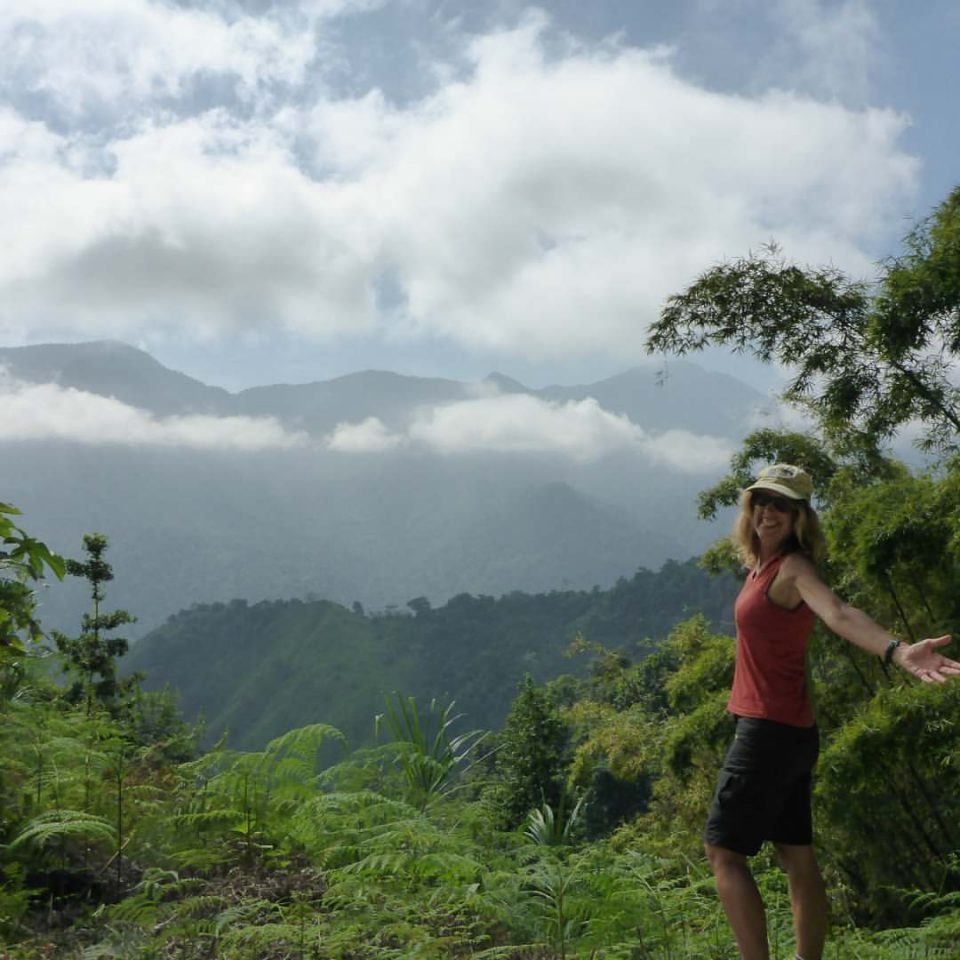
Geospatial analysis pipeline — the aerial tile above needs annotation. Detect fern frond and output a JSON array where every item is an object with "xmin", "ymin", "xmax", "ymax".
[
  {"xmin": 170, "ymin": 807, "xmax": 243, "ymax": 830},
  {"xmin": 219, "ymin": 919, "xmax": 314, "ymax": 952},
  {"xmin": 11, "ymin": 809, "xmax": 116, "ymax": 849},
  {"xmin": 472, "ymin": 942, "xmax": 548, "ymax": 959},
  {"xmin": 213, "ymin": 898, "xmax": 278, "ymax": 935},
  {"xmin": 168, "ymin": 894, "xmax": 229, "ymax": 919},
  {"xmin": 106, "ymin": 894, "xmax": 160, "ymax": 927},
  {"xmin": 262, "ymin": 722, "xmax": 345, "ymax": 763},
  {"xmin": 169, "ymin": 846, "xmax": 234, "ymax": 871},
  {"xmin": 133, "ymin": 867, "xmax": 204, "ymax": 902}
]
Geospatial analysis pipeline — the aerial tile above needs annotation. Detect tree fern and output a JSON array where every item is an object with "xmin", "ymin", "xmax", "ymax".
[{"xmin": 174, "ymin": 722, "xmax": 345, "ymax": 867}]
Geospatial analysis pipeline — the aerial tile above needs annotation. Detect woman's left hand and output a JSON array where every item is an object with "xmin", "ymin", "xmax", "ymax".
[{"xmin": 896, "ymin": 636, "xmax": 960, "ymax": 683}]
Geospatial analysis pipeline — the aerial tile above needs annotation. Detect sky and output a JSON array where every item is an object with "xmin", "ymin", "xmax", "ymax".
[{"xmin": 1, "ymin": 0, "xmax": 957, "ymax": 400}]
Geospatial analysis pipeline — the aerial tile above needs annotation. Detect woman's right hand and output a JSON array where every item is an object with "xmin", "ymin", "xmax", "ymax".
[{"xmin": 895, "ymin": 635, "xmax": 960, "ymax": 683}]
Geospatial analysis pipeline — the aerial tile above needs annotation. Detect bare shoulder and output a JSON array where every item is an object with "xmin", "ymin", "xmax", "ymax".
[{"xmin": 779, "ymin": 552, "xmax": 819, "ymax": 581}]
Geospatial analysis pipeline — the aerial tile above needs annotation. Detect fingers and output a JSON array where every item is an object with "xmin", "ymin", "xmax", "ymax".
[
  {"xmin": 930, "ymin": 652, "xmax": 960, "ymax": 675},
  {"xmin": 903, "ymin": 637, "xmax": 960, "ymax": 683},
  {"xmin": 916, "ymin": 663, "xmax": 960, "ymax": 683}
]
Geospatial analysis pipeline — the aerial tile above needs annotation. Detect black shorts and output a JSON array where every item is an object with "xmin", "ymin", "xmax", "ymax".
[{"xmin": 704, "ymin": 716, "xmax": 819, "ymax": 856}]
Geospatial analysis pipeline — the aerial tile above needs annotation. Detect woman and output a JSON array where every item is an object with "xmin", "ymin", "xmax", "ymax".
[{"xmin": 703, "ymin": 463, "xmax": 960, "ymax": 960}]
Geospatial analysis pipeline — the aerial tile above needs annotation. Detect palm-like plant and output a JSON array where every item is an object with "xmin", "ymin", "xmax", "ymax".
[
  {"xmin": 376, "ymin": 694, "xmax": 488, "ymax": 809},
  {"xmin": 524, "ymin": 791, "xmax": 586, "ymax": 847}
]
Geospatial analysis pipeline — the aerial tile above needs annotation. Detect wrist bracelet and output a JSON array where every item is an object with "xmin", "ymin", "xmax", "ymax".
[{"xmin": 883, "ymin": 638, "xmax": 902, "ymax": 666}]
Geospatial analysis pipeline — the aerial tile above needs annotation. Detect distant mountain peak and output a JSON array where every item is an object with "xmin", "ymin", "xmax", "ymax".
[
  {"xmin": 0, "ymin": 338, "xmax": 231, "ymax": 414},
  {"xmin": 483, "ymin": 372, "xmax": 528, "ymax": 394},
  {"xmin": 0, "ymin": 338, "xmax": 189, "ymax": 375}
]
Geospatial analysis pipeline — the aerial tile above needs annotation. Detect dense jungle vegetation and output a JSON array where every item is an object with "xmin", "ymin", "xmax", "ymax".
[
  {"xmin": 126, "ymin": 557, "xmax": 739, "ymax": 750},
  {"xmin": 2, "ymin": 188, "xmax": 960, "ymax": 958}
]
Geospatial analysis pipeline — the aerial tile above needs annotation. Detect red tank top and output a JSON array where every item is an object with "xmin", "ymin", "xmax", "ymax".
[{"xmin": 728, "ymin": 554, "xmax": 816, "ymax": 727}]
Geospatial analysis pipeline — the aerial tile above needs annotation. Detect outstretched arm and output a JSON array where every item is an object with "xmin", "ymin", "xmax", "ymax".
[{"xmin": 784, "ymin": 554, "xmax": 960, "ymax": 683}]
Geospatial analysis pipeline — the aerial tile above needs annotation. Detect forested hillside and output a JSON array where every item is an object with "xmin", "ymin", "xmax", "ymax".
[{"xmin": 127, "ymin": 558, "xmax": 738, "ymax": 749}]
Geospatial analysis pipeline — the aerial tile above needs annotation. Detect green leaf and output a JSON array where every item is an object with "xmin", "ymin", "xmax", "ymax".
[{"xmin": 11, "ymin": 810, "xmax": 117, "ymax": 850}]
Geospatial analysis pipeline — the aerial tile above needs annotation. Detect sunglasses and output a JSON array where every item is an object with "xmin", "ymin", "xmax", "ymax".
[{"xmin": 752, "ymin": 492, "xmax": 796, "ymax": 513}]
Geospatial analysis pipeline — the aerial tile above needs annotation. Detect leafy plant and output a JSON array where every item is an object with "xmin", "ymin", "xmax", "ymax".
[
  {"xmin": 0, "ymin": 502, "xmax": 64, "ymax": 671},
  {"xmin": 52, "ymin": 533, "xmax": 136, "ymax": 716},
  {"xmin": 524, "ymin": 792, "xmax": 586, "ymax": 847},
  {"xmin": 376, "ymin": 694, "xmax": 489, "ymax": 809}
]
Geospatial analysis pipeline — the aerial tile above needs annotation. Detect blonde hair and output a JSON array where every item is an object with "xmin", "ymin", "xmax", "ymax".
[{"xmin": 733, "ymin": 489, "xmax": 826, "ymax": 569}]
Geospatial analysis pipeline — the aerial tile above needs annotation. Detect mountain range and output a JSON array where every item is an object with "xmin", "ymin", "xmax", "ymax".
[{"xmin": 0, "ymin": 340, "xmax": 774, "ymax": 636}]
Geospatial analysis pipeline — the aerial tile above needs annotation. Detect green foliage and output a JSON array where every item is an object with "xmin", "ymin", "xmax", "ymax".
[
  {"xmin": 125, "ymin": 684, "xmax": 200, "ymax": 763},
  {"xmin": 817, "ymin": 682, "xmax": 960, "ymax": 923},
  {"xmin": 126, "ymin": 557, "xmax": 739, "ymax": 751},
  {"xmin": 5, "ymin": 689, "xmax": 960, "ymax": 959},
  {"xmin": 565, "ymin": 616, "xmax": 733, "ymax": 848},
  {"xmin": 52, "ymin": 533, "xmax": 137, "ymax": 715},
  {"xmin": 177, "ymin": 722, "xmax": 346, "ymax": 868},
  {"xmin": 486, "ymin": 676, "xmax": 572, "ymax": 830},
  {"xmin": 523, "ymin": 792, "xmax": 586, "ymax": 847},
  {"xmin": 4, "ymin": 501, "xmax": 960, "ymax": 958},
  {"xmin": 824, "ymin": 466, "xmax": 960, "ymax": 643},
  {"xmin": 0, "ymin": 502, "xmax": 64, "ymax": 663},
  {"xmin": 517, "ymin": 856, "xmax": 588, "ymax": 959},
  {"xmin": 10, "ymin": 809, "xmax": 117, "ymax": 852},
  {"xmin": 376, "ymin": 693, "xmax": 489, "ymax": 809}
]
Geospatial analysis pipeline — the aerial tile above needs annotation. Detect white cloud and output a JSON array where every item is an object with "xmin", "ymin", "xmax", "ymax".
[
  {"xmin": 367, "ymin": 18, "xmax": 914, "ymax": 357},
  {"xmin": 0, "ymin": 111, "xmax": 378, "ymax": 340},
  {"xmin": 408, "ymin": 395, "xmax": 643, "ymax": 460},
  {"xmin": 324, "ymin": 393, "xmax": 733, "ymax": 470},
  {"xmin": 0, "ymin": 376, "xmax": 308, "ymax": 449},
  {"xmin": 765, "ymin": 0, "xmax": 883, "ymax": 104},
  {"xmin": 0, "ymin": 8, "xmax": 918, "ymax": 363},
  {"xmin": 690, "ymin": 0, "xmax": 883, "ymax": 105},
  {"xmin": 326, "ymin": 415, "xmax": 401, "ymax": 452},
  {"xmin": 0, "ymin": 0, "xmax": 337, "ymax": 114}
]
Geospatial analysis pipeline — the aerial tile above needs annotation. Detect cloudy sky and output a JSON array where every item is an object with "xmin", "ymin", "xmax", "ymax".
[{"xmin": 1, "ymin": 0, "xmax": 957, "ymax": 397}]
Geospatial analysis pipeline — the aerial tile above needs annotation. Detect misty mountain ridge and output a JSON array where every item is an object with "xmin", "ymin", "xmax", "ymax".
[
  {"xmin": 0, "ymin": 339, "xmax": 773, "ymax": 439},
  {"xmin": 0, "ymin": 340, "xmax": 770, "ymax": 637},
  {"xmin": 0, "ymin": 339, "xmax": 233, "ymax": 416}
]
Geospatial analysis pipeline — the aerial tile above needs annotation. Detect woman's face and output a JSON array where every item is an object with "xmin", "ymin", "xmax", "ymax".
[{"xmin": 751, "ymin": 490, "xmax": 797, "ymax": 551}]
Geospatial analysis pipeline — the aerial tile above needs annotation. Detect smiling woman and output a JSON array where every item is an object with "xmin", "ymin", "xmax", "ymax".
[{"xmin": 704, "ymin": 463, "xmax": 960, "ymax": 960}]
